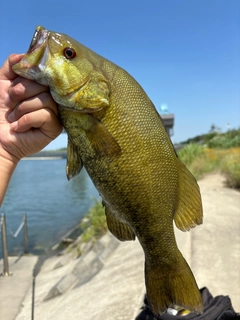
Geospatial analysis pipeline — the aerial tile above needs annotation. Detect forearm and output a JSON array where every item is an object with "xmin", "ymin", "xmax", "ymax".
[{"xmin": 0, "ymin": 156, "xmax": 18, "ymax": 206}]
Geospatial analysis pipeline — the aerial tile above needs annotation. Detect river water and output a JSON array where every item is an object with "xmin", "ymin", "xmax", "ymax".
[{"xmin": 0, "ymin": 159, "xmax": 99, "ymax": 258}]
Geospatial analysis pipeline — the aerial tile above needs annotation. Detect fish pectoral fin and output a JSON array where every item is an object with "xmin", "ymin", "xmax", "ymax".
[
  {"xmin": 66, "ymin": 138, "xmax": 83, "ymax": 180},
  {"xmin": 174, "ymin": 159, "xmax": 203, "ymax": 231},
  {"xmin": 104, "ymin": 206, "xmax": 135, "ymax": 241},
  {"xmin": 85, "ymin": 114, "xmax": 121, "ymax": 157}
]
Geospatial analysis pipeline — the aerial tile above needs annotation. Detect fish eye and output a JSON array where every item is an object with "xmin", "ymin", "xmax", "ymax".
[{"xmin": 64, "ymin": 47, "xmax": 76, "ymax": 59}]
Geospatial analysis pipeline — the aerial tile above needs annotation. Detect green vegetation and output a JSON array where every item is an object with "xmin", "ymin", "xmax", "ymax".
[
  {"xmin": 181, "ymin": 128, "xmax": 240, "ymax": 149},
  {"xmin": 57, "ymin": 200, "xmax": 107, "ymax": 256},
  {"xmin": 79, "ymin": 200, "xmax": 108, "ymax": 242},
  {"xmin": 178, "ymin": 128, "xmax": 240, "ymax": 189},
  {"xmin": 220, "ymin": 150, "xmax": 240, "ymax": 189},
  {"xmin": 177, "ymin": 144, "xmax": 221, "ymax": 179},
  {"xmin": 207, "ymin": 129, "xmax": 240, "ymax": 149}
]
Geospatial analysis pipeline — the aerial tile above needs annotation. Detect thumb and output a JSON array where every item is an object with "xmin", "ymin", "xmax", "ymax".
[{"xmin": 0, "ymin": 54, "xmax": 24, "ymax": 81}]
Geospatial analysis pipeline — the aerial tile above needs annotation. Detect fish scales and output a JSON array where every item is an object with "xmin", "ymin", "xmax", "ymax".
[
  {"xmin": 13, "ymin": 26, "xmax": 203, "ymax": 315},
  {"xmin": 66, "ymin": 68, "xmax": 178, "ymax": 227}
]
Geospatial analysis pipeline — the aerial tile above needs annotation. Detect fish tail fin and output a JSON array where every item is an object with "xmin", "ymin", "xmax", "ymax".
[{"xmin": 145, "ymin": 254, "xmax": 203, "ymax": 315}]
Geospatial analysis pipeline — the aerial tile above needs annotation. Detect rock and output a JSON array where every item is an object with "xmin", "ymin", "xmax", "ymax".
[{"xmin": 44, "ymin": 273, "xmax": 79, "ymax": 300}]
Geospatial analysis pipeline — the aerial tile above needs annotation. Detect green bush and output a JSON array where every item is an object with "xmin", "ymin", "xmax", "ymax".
[
  {"xmin": 221, "ymin": 152, "xmax": 240, "ymax": 189},
  {"xmin": 207, "ymin": 129, "xmax": 240, "ymax": 148},
  {"xmin": 181, "ymin": 128, "xmax": 240, "ymax": 148}
]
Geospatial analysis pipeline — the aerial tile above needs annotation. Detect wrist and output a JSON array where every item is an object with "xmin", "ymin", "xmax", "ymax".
[
  {"xmin": 0, "ymin": 155, "xmax": 19, "ymax": 206},
  {"xmin": 0, "ymin": 154, "xmax": 18, "ymax": 172}
]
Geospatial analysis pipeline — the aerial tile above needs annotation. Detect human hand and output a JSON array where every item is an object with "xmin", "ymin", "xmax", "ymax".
[{"xmin": 0, "ymin": 54, "xmax": 62, "ymax": 165}]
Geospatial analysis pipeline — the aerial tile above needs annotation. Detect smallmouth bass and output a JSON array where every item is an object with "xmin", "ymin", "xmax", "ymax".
[{"xmin": 13, "ymin": 26, "xmax": 203, "ymax": 315}]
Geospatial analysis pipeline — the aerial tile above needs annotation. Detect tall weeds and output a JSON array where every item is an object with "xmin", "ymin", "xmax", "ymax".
[{"xmin": 178, "ymin": 145, "xmax": 240, "ymax": 189}]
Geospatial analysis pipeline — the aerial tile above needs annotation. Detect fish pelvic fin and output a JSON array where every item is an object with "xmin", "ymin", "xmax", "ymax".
[
  {"xmin": 145, "ymin": 255, "xmax": 203, "ymax": 315},
  {"xmin": 174, "ymin": 159, "xmax": 203, "ymax": 231},
  {"xmin": 104, "ymin": 206, "xmax": 135, "ymax": 241},
  {"xmin": 66, "ymin": 138, "xmax": 83, "ymax": 180}
]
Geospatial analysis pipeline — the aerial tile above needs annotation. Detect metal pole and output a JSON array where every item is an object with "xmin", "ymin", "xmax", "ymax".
[
  {"xmin": 23, "ymin": 214, "xmax": 29, "ymax": 254},
  {"xmin": 1, "ymin": 214, "xmax": 10, "ymax": 276},
  {"xmin": 31, "ymin": 276, "xmax": 35, "ymax": 320}
]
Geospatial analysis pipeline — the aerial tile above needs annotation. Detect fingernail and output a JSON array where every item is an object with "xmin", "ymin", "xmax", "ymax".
[{"xmin": 8, "ymin": 112, "xmax": 15, "ymax": 122}]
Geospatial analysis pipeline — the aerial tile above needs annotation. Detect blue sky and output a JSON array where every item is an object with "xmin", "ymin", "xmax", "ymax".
[{"xmin": 0, "ymin": 0, "xmax": 239, "ymax": 149}]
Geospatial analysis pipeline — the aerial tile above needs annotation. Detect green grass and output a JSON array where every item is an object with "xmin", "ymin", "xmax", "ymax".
[{"xmin": 79, "ymin": 200, "xmax": 108, "ymax": 242}]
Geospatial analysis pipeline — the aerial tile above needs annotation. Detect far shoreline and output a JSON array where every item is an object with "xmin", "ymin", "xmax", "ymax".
[{"xmin": 24, "ymin": 150, "xmax": 67, "ymax": 159}]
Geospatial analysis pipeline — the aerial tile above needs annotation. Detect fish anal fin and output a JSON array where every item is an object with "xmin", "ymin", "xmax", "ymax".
[
  {"xmin": 66, "ymin": 138, "xmax": 83, "ymax": 180},
  {"xmin": 174, "ymin": 159, "xmax": 203, "ymax": 231},
  {"xmin": 105, "ymin": 206, "xmax": 135, "ymax": 241},
  {"xmin": 85, "ymin": 115, "xmax": 121, "ymax": 157}
]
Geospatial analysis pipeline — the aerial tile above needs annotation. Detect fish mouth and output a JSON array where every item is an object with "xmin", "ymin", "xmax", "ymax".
[
  {"xmin": 27, "ymin": 26, "xmax": 49, "ymax": 53},
  {"xmin": 12, "ymin": 26, "xmax": 49, "ymax": 80}
]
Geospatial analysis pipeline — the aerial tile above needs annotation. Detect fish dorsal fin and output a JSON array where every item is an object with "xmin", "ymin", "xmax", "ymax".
[
  {"xmin": 174, "ymin": 159, "xmax": 203, "ymax": 231},
  {"xmin": 104, "ymin": 205, "xmax": 135, "ymax": 241},
  {"xmin": 85, "ymin": 114, "xmax": 121, "ymax": 157},
  {"xmin": 66, "ymin": 138, "xmax": 83, "ymax": 180}
]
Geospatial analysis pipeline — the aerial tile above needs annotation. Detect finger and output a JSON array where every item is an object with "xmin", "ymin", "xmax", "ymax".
[
  {"xmin": 11, "ymin": 108, "xmax": 63, "ymax": 139},
  {"xmin": 8, "ymin": 91, "xmax": 58, "ymax": 122},
  {"xmin": 5, "ymin": 77, "xmax": 49, "ymax": 108},
  {"xmin": 0, "ymin": 54, "xmax": 24, "ymax": 81}
]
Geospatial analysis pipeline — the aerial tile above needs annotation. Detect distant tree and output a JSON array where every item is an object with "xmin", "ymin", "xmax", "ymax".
[
  {"xmin": 210, "ymin": 124, "xmax": 216, "ymax": 132},
  {"xmin": 209, "ymin": 124, "xmax": 221, "ymax": 133}
]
